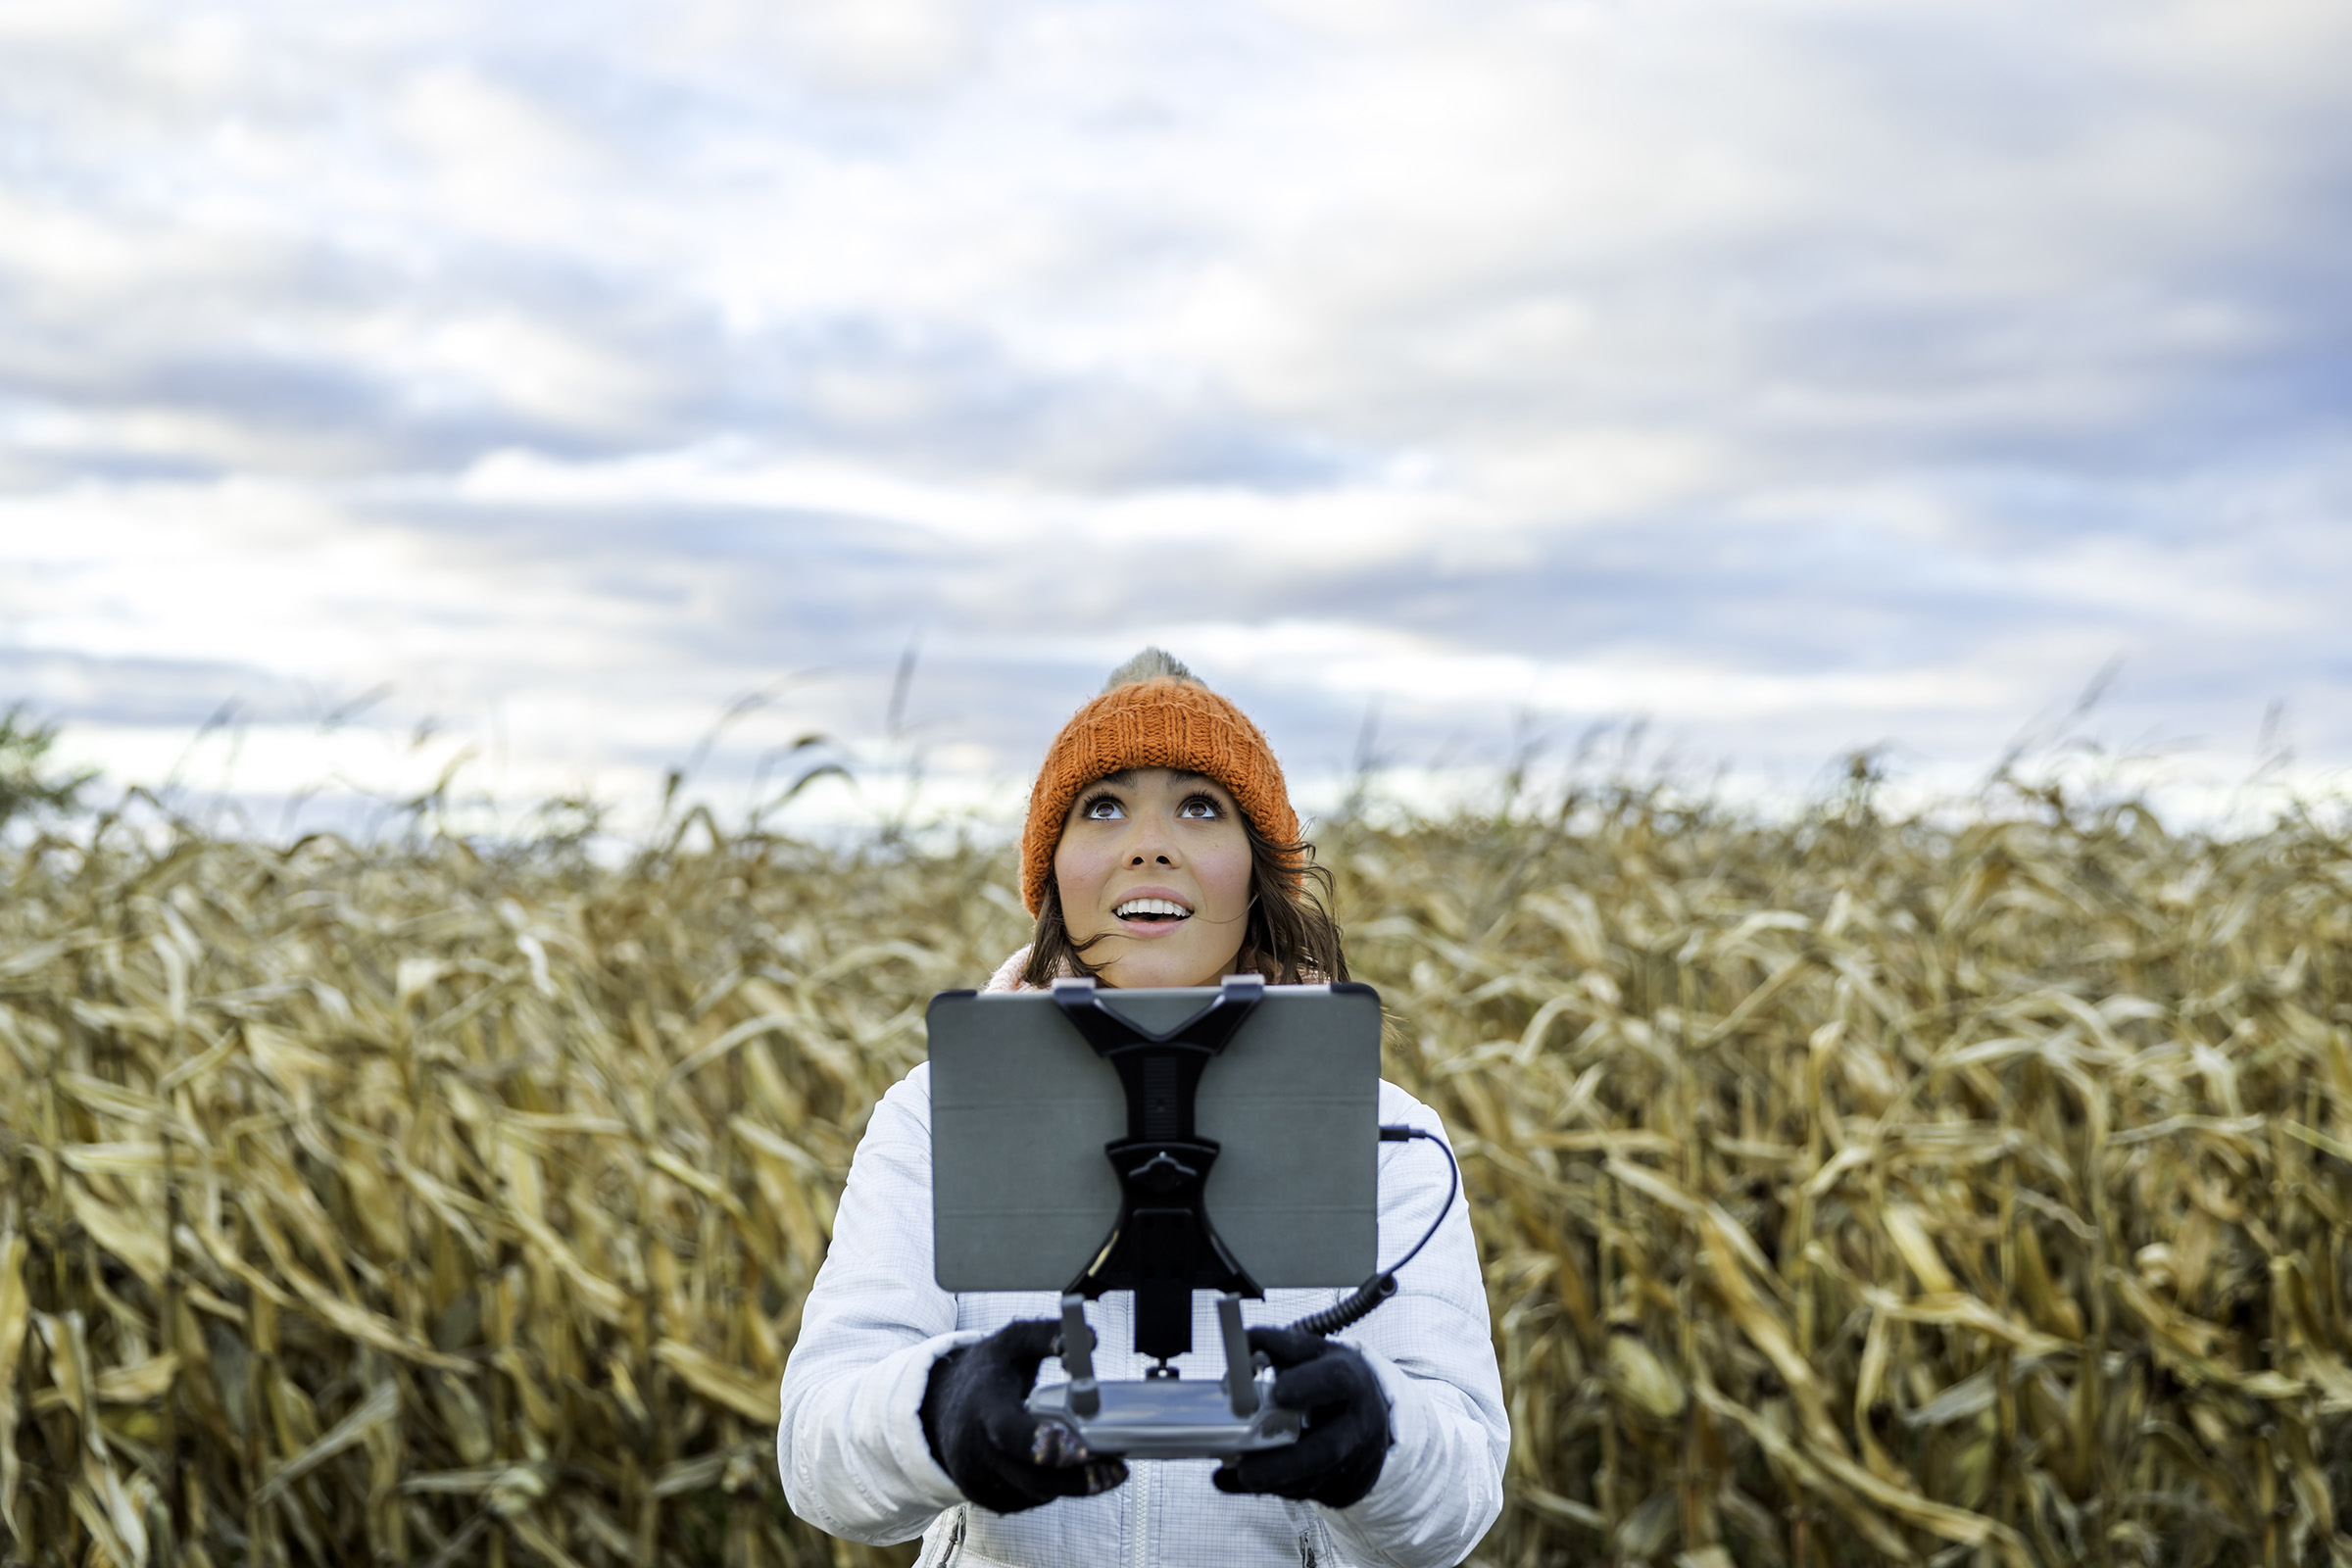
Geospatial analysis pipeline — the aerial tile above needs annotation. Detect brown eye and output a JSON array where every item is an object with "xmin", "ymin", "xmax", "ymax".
[
  {"xmin": 1084, "ymin": 796, "xmax": 1124, "ymax": 819},
  {"xmin": 1179, "ymin": 796, "xmax": 1220, "ymax": 818}
]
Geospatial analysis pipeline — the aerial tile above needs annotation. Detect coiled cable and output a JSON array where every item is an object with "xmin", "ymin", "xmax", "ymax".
[{"xmin": 1287, "ymin": 1125, "xmax": 1459, "ymax": 1337}]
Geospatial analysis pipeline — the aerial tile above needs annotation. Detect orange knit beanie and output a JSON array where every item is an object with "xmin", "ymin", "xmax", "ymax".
[{"xmin": 1020, "ymin": 661, "xmax": 1299, "ymax": 914}]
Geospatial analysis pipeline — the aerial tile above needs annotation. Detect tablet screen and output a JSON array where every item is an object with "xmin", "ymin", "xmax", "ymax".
[{"xmin": 927, "ymin": 983, "xmax": 1382, "ymax": 1292}]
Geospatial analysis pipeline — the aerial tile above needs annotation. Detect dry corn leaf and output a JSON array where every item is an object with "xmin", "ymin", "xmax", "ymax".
[
  {"xmin": 65, "ymin": 1181, "xmax": 169, "ymax": 1291},
  {"xmin": 1882, "ymin": 1205, "xmax": 1958, "ymax": 1296},
  {"xmin": 0, "ymin": 1231, "xmax": 29, "ymax": 1550},
  {"xmin": 255, "ymin": 1382, "xmax": 398, "ymax": 1506},
  {"xmin": 92, "ymin": 1355, "xmax": 178, "ymax": 1404},
  {"xmin": 652, "ymin": 1339, "xmax": 781, "ymax": 1426}
]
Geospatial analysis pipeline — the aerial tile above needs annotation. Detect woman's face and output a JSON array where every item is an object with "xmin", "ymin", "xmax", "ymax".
[{"xmin": 1054, "ymin": 767, "xmax": 1253, "ymax": 988}]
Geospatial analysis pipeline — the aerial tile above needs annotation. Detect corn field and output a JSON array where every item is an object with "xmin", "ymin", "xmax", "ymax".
[{"xmin": 5, "ymin": 782, "xmax": 2352, "ymax": 1567}]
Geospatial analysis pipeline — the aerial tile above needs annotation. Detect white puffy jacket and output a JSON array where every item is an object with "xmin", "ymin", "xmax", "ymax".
[{"xmin": 775, "ymin": 957, "xmax": 1509, "ymax": 1568}]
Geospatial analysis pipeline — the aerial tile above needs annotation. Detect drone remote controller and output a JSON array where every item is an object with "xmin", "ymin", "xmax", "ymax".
[{"xmin": 1026, "ymin": 1293, "xmax": 1301, "ymax": 1461}]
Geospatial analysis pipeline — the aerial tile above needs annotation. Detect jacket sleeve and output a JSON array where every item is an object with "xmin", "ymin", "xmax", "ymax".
[
  {"xmin": 775, "ymin": 1065, "xmax": 978, "ymax": 1544},
  {"xmin": 1323, "ymin": 1090, "xmax": 1510, "ymax": 1568}
]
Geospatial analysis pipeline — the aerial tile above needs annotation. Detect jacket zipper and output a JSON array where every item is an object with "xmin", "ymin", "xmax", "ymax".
[
  {"xmin": 1129, "ymin": 1459, "xmax": 1153, "ymax": 1568},
  {"xmin": 922, "ymin": 1507, "xmax": 964, "ymax": 1567}
]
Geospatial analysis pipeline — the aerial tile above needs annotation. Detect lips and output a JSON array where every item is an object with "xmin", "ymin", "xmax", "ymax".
[
  {"xmin": 1114, "ymin": 893, "xmax": 1195, "ymax": 921},
  {"xmin": 1110, "ymin": 890, "xmax": 1194, "ymax": 928}
]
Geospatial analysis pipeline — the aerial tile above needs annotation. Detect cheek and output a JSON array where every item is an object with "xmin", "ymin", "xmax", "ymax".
[
  {"xmin": 1054, "ymin": 837, "xmax": 1104, "ymax": 910},
  {"xmin": 1197, "ymin": 834, "xmax": 1254, "ymax": 914}
]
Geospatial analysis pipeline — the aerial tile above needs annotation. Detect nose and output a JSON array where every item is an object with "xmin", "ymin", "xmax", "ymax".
[{"xmin": 1123, "ymin": 817, "xmax": 1179, "ymax": 868}]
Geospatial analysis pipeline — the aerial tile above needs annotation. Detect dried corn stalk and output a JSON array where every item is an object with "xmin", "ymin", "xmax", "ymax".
[{"xmin": 2, "ymin": 786, "xmax": 2349, "ymax": 1568}]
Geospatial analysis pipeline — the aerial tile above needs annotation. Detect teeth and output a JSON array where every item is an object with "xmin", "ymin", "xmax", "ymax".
[{"xmin": 1115, "ymin": 898, "xmax": 1192, "ymax": 919}]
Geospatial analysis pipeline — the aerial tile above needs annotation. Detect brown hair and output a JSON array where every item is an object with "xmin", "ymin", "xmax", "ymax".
[{"xmin": 1019, "ymin": 807, "xmax": 1348, "ymax": 987}]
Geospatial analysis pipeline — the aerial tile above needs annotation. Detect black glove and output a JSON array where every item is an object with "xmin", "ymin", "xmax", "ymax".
[
  {"xmin": 1211, "ymin": 1328, "xmax": 1391, "ymax": 1508},
  {"xmin": 920, "ymin": 1319, "xmax": 1129, "ymax": 1514}
]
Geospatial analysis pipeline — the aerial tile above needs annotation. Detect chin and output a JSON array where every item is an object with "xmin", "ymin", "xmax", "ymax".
[{"xmin": 1100, "ymin": 948, "xmax": 1237, "ymax": 990}]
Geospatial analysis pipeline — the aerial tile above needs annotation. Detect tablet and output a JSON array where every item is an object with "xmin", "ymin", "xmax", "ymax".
[{"xmin": 927, "ymin": 982, "xmax": 1382, "ymax": 1293}]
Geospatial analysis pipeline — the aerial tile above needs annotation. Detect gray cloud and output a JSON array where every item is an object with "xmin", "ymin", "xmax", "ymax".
[
  {"xmin": 0, "ymin": 646, "xmax": 321, "ymax": 729},
  {"xmin": 3, "ymin": 0, "xmax": 2349, "ymax": 821}
]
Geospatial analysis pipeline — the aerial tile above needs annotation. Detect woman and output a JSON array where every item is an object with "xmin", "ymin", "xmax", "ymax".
[{"xmin": 776, "ymin": 652, "xmax": 1507, "ymax": 1567}]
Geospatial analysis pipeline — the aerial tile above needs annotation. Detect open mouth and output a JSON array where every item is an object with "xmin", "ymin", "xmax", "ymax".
[{"xmin": 1112, "ymin": 897, "xmax": 1193, "ymax": 924}]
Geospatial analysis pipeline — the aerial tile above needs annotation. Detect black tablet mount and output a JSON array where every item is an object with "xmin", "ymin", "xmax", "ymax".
[
  {"xmin": 1053, "ymin": 972, "xmax": 1263, "ymax": 1364},
  {"xmin": 1026, "ymin": 974, "xmax": 1300, "ymax": 1459}
]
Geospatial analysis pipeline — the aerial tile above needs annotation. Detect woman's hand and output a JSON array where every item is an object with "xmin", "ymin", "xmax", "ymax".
[
  {"xmin": 1211, "ymin": 1328, "xmax": 1392, "ymax": 1508},
  {"xmin": 920, "ymin": 1320, "xmax": 1130, "ymax": 1514}
]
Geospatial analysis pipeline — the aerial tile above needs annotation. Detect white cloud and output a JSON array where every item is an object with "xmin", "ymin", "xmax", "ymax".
[{"xmin": 1, "ymin": 0, "xmax": 2347, "ymax": 831}]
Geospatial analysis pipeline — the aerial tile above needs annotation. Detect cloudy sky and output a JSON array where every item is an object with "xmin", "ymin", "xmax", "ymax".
[{"xmin": 3, "ymin": 0, "xmax": 2347, "ymax": 835}]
